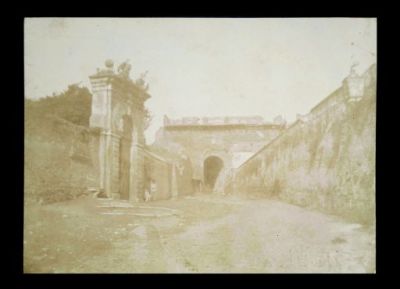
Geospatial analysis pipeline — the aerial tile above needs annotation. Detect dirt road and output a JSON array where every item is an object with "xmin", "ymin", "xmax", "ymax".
[{"xmin": 24, "ymin": 195, "xmax": 375, "ymax": 273}]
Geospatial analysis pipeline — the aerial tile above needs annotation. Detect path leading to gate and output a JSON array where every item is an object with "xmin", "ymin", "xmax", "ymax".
[
  {"xmin": 24, "ymin": 195, "xmax": 375, "ymax": 273},
  {"xmin": 158, "ymin": 196, "xmax": 375, "ymax": 273}
]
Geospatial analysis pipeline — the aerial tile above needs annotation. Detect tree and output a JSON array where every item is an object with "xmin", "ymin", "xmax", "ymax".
[{"xmin": 26, "ymin": 84, "xmax": 92, "ymax": 127}]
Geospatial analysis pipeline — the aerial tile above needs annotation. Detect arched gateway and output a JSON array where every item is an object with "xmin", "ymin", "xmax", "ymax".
[
  {"xmin": 89, "ymin": 60, "xmax": 150, "ymax": 201},
  {"xmin": 152, "ymin": 115, "xmax": 286, "ymax": 192}
]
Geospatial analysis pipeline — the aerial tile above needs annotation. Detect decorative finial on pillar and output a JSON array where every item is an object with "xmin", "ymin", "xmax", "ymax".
[{"xmin": 105, "ymin": 59, "xmax": 114, "ymax": 69}]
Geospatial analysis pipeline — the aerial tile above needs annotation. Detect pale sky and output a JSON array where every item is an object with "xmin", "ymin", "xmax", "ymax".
[{"xmin": 24, "ymin": 18, "xmax": 376, "ymax": 143}]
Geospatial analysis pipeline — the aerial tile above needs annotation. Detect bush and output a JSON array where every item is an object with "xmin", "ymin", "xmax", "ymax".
[{"xmin": 26, "ymin": 84, "xmax": 92, "ymax": 127}]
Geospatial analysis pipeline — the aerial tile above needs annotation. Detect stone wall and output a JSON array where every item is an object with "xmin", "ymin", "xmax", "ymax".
[
  {"xmin": 25, "ymin": 114, "xmax": 99, "ymax": 204},
  {"xmin": 24, "ymin": 107, "xmax": 193, "ymax": 204},
  {"xmin": 144, "ymin": 147, "xmax": 194, "ymax": 200},
  {"xmin": 225, "ymin": 65, "xmax": 376, "ymax": 224},
  {"xmin": 144, "ymin": 152, "xmax": 172, "ymax": 201}
]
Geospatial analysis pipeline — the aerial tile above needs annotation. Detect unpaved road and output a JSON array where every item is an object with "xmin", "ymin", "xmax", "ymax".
[{"xmin": 24, "ymin": 195, "xmax": 375, "ymax": 273}]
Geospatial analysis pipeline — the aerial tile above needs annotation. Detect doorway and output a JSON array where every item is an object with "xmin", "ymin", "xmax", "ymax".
[{"xmin": 203, "ymin": 156, "xmax": 224, "ymax": 192}]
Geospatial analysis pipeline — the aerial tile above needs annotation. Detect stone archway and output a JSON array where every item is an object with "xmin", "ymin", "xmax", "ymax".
[
  {"xmin": 89, "ymin": 60, "xmax": 151, "ymax": 202},
  {"xmin": 203, "ymin": 156, "xmax": 224, "ymax": 192}
]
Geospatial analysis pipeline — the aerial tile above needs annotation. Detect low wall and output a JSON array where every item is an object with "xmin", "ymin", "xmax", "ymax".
[
  {"xmin": 225, "ymin": 65, "xmax": 376, "ymax": 224},
  {"xmin": 144, "ymin": 149, "xmax": 194, "ymax": 201},
  {"xmin": 144, "ymin": 152, "xmax": 173, "ymax": 200}
]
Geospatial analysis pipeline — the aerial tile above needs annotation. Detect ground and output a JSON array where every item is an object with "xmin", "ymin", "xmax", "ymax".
[{"xmin": 24, "ymin": 194, "xmax": 375, "ymax": 273}]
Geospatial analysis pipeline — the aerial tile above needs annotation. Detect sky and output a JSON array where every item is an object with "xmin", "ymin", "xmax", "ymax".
[{"xmin": 25, "ymin": 18, "xmax": 377, "ymax": 143}]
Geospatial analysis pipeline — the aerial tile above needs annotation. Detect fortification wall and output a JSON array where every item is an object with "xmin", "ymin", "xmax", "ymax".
[{"xmin": 225, "ymin": 65, "xmax": 376, "ymax": 224}]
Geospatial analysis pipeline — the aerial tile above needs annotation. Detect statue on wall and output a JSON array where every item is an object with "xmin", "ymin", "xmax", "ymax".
[
  {"xmin": 117, "ymin": 60, "xmax": 132, "ymax": 79},
  {"xmin": 136, "ymin": 71, "xmax": 149, "ymax": 91}
]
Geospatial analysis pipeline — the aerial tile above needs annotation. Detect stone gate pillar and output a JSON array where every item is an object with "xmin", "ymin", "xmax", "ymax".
[
  {"xmin": 89, "ymin": 60, "xmax": 150, "ymax": 201},
  {"xmin": 129, "ymin": 113, "xmax": 146, "ymax": 202}
]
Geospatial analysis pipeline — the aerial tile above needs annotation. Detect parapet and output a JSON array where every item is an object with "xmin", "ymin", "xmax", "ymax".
[{"xmin": 163, "ymin": 115, "xmax": 286, "ymax": 127}]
